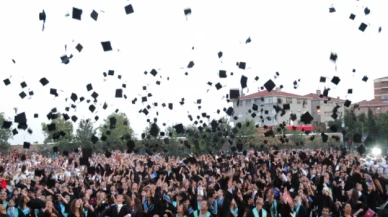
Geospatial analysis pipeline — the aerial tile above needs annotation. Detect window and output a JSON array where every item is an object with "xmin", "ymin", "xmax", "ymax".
[
  {"xmin": 277, "ymin": 98, "xmax": 283, "ymax": 104},
  {"xmin": 382, "ymin": 95, "xmax": 388, "ymax": 101},
  {"xmin": 286, "ymin": 98, "xmax": 293, "ymax": 103},
  {"xmin": 255, "ymin": 99, "xmax": 261, "ymax": 105},
  {"xmin": 297, "ymin": 99, "xmax": 301, "ymax": 104},
  {"xmin": 267, "ymin": 98, "xmax": 273, "ymax": 103},
  {"xmin": 246, "ymin": 100, "xmax": 251, "ymax": 107}
]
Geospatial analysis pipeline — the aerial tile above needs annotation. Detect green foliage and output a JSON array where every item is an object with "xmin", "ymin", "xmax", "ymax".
[
  {"xmin": 0, "ymin": 113, "xmax": 12, "ymax": 149},
  {"xmin": 235, "ymin": 119, "xmax": 257, "ymax": 144},
  {"xmin": 99, "ymin": 113, "xmax": 134, "ymax": 150},
  {"xmin": 366, "ymin": 109, "xmax": 377, "ymax": 138},
  {"xmin": 184, "ymin": 117, "xmax": 232, "ymax": 155},
  {"xmin": 74, "ymin": 119, "xmax": 95, "ymax": 149},
  {"xmin": 327, "ymin": 119, "xmax": 344, "ymax": 132},
  {"xmin": 41, "ymin": 114, "xmax": 74, "ymax": 149},
  {"xmin": 344, "ymin": 108, "xmax": 360, "ymax": 140}
]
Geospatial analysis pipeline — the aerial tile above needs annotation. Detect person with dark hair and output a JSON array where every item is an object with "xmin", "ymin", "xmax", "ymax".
[
  {"xmin": 6, "ymin": 199, "xmax": 25, "ymax": 217},
  {"xmin": 246, "ymin": 197, "xmax": 267, "ymax": 217},
  {"xmin": 68, "ymin": 199, "xmax": 84, "ymax": 217},
  {"xmin": 132, "ymin": 198, "xmax": 143, "ymax": 217}
]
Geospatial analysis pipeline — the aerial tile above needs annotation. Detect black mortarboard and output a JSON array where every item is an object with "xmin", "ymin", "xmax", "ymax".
[
  {"xmin": 19, "ymin": 92, "xmax": 27, "ymax": 99},
  {"xmin": 329, "ymin": 125, "xmax": 337, "ymax": 132},
  {"xmin": 184, "ymin": 8, "xmax": 192, "ymax": 16},
  {"xmin": 50, "ymin": 88, "xmax": 58, "ymax": 96},
  {"xmin": 89, "ymin": 105, "xmax": 96, "ymax": 113},
  {"xmin": 344, "ymin": 100, "xmax": 351, "ymax": 107},
  {"xmin": 283, "ymin": 104, "xmax": 290, "ymax": 110},
  {"xmin": 240, "ymin": 75, "xmax": 248, "ymax": 89},
  {"xmin": 359, "ymin": 23, "xmax": 367, "ymax": 32},
  {"xmin": 2, "ymin": 120, "xmax": 12, "ymax": 129},
  {"xmin": 91, "ymin": 135, "xmax": 99, "ymax": 144},
  {"xmin": 187, "ymin": 61, "xmax": 194, "ymax": 68},
  {"xmin": 39, "ymin": 77, "xmax": 49, "ymax": 86},
  {"xmin": 39, "ymin": 9, "xmax": 46, "ymax": 21},
  {"xmin": 330, "ymin": 53, "xmax": 338, "ymax": 62},
  {"xmin": 91, "ymin": 10, "xmax": 98, "ymax": 21},
  {"xmin": 47, "ymin": 123, "xmax": 56, "ymax": 131},
  {"xmin": 215, "ymin": 83, "xmax": 222, "ymax": 90},
  {"xmin": 3, "ymin": 78, "xmax": 10, "ymax": 86},
  {"xmin": 349, "ymin": 14, "xmax": 356, "ymax": 20},
  {"xmin": 101, "ymin": 41, "xmax": 112, "ymax": 52},
  {"xmin": 86, "ymin": 83, "xmax": 93, "ymax": 91},
  {"xmin": 238, "ymin": 62, "xmax": 246, "ymax": 69},
  {"xmin": 150, "ymin": 69, "xmax": 158, "ymax": 76},
  {"xmin": 72, "ymin": 7, "xmax": 83, "ymax": 20},
  {"xmin": 29, "ymin": 91, "xmax": 34, "ymax": 96},
  {"xmin": 230, "ymin": 89, "xmax": 240, "ymax": 99},
  {"xmin": 329, "ymin": 7, "xmax": 335, "ymax": 13},
  {"xmin": 331, "ymin": 76, "xmax": 340, "ymax": 85},
  {"xmin": 15, "ymin": 112, "xmax": 26, "ymax": 124},
  {"xmin": 300, "ymin": 112, "xmax": 313, "ymax": 124},
  {"xmin": 348, "ymin": 89, "xmax": 353, "ymax": 94},
  {"xmin": 75, "ymin": 43, "xmax": 83, "ymax": 52},
  {"xmin": 23, "ymin": 142, "xmax": 30, "ymax": 149},
  {"xmin": 174, "ymin": 123, "xmax": 184, "ymax": 134},
  {"xmin": 321, "ymin": 132, "xmax": 328, "ymax": 142},
  {"xmin": 168, "ymin": 103, "xmax": 173, "ymax": 110},
  {"xmin": 12, "ymin": 129, "xmax": 18, "ymax": 135},
  {"xmin": 115, "ymin": 89, "xmax": 123, "ymax": 98},
  {"xmin": 91, "ymin": 91, "xmax": 99, "ymax": 99},
  {"xmin": 80, "ymin": 157, "xmax": 89, "ymax": 166},
  {"xmin": 357, "ymin": 145, "xmax": 366, "ymax": 155},
  {"xmin": 20, "ymin": 82, "xmax": 27, "ymax": 88},
  {"xmin": 364, "ymin": 7, "xmax": 370, "ymax": 15},
  {"xmin": 108, "ymin": 70, "xmax": 114, "ymax": 76},
  {"xmin": 219, "ymin": 70, "xmax": 227, "ymax": 78},
  {"xmin": 362, "ymin": 76, "xmax": 368, "ymax": 82},
  {"xmin": 125, "ymin": 4, "xmax": 134, "ymax": 14},
  {"xmin": 320, "ymin": 77, "xmax": 326, "ymax": 83},
  {"xmin": 264, "ymin": 79, "xmax": 276, "ymax": 92},
  {"xmin": 63, "ymin": 113, "xmax": 70, "ymax": 121},
  {"xmin": 71, "ymin": 115, "xmax": 78, "ymax": 122},
  {"xmin": 70, "ymin": 93, "xmax": 78, "ymax": 102},
  {"xmin": 218, "ymin": 51, "xmax": 223, "ymax": 58}
]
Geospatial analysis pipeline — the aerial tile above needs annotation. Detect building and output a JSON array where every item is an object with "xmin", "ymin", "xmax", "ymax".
[
  {"xmin": 354, "ymin": 99, "xmax": 388, "ymax": 116},
  {"xmin": 374, "ymin": 76, "xmax": 388, "ymax": 101},
  {"xmin": 304, "ymin": 90, "xmax": 346, "ymax": 126},
  {"xmin": 232, "ymin": 89, "xmax": 312, "ymax": 127},
  {"xmin": 353, "ymin": 76, "xmax": 388, "ymax": 116}
]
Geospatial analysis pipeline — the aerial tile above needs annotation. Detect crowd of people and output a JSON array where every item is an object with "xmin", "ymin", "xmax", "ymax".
[{"xmin": 0, "ymin": 147, "xmax": 387, "ymax": 217}]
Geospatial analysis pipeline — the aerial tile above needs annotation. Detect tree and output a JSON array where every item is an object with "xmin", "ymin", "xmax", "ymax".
[
  {"xmin": 375, "ymin": 112, "xmax": 388, "ymax": 144},
  {"xmin": 74, "ymin": 119, "xmax": 95, "ymax": 149},
  {"xmin": 343, "ymin": 108, "xmax": 359, "ymax": 141},
  {"xmin": 0, "ymin": 113, "xmax": 12, "ymax": 149},
  {"xmin": 327, "ymin": 119, "xmax": 344, "ymax": 133},
  {"xmin": 99, "ymin": 113, "xmax": 134, "ymax": 150},
  {"xmin": 41, "ymin": 114, "xmax": 74, "ymax": 150},
  {"xmin": 235, "ymin": 119, "xmax": 257, "ymax": 142},
  {"xmin": 366, "ymin": 109, "xmax": 377, "ymax": 138}
]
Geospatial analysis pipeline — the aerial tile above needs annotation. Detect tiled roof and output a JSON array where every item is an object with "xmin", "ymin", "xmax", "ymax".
[
  {"xmin": 356, "ymin": 99, "xmax": 388, "ymax": 107},
  {"xmin": 303, "ymin": 93, "xmax": 346, "ymax": 102},
  {"xmin": 238, "ymin": 90, "xmax": 312, "ymax": 100}
]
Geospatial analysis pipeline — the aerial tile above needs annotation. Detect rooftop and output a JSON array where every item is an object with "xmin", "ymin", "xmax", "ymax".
[
  {"xmin": 356, "ymin": 99, "xmax": 388, "ymax": 107},
  {"xmin": 238, "ymin": 90, "xmax": 311, "ymax": 100},
  {"xmin": 303, "ymin": 93, "xmax": 346, "ymax": 102}
]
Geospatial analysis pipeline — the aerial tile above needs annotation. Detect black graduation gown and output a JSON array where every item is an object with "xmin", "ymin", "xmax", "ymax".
[{"xmin": 101, "ymin": 205, "xmax": 132, "ymax": 217}]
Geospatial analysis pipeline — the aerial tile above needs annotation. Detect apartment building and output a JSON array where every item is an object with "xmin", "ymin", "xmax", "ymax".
[
  {"xmin": 304, "ymin": 90, "xmax": 346, "ymax": 126},
  {"xmin": 231, "ymin": 89, "xmax": 312, "ymax": 127},
  {"xmin": 353, "ymin": 76, "xmax": 388, "ymax": 116}
]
